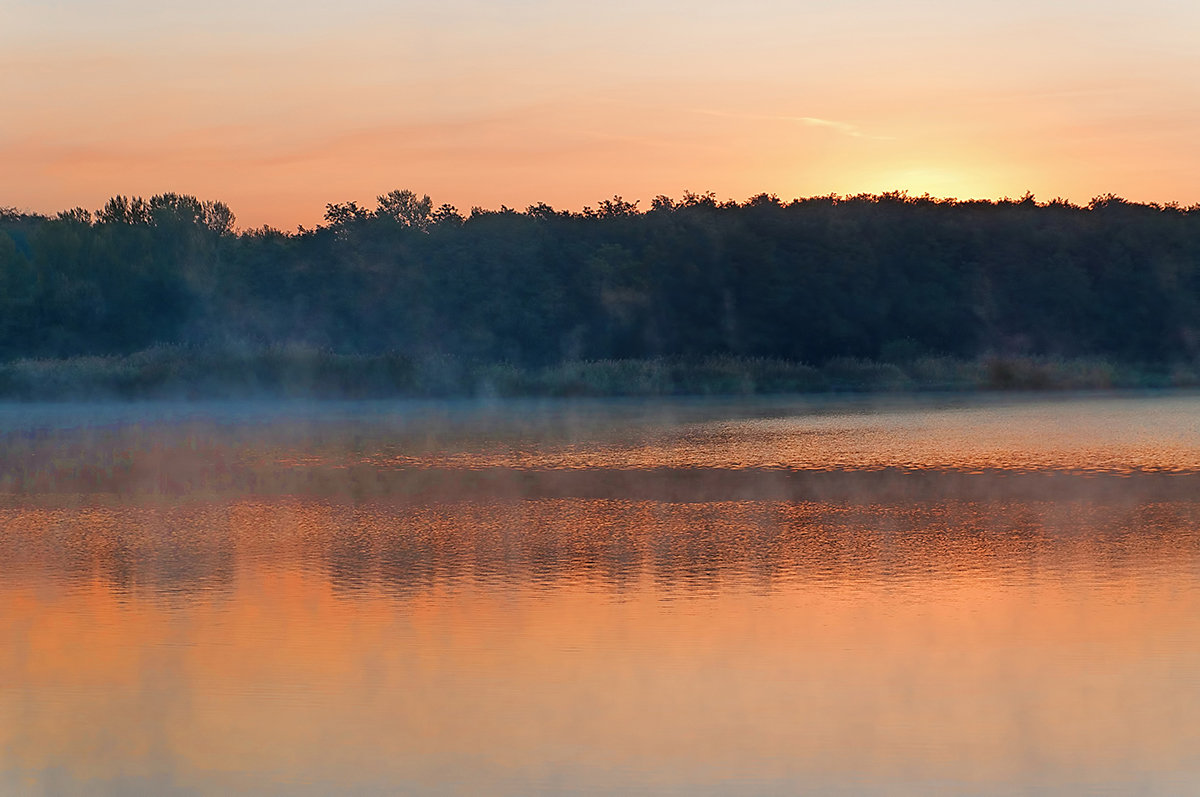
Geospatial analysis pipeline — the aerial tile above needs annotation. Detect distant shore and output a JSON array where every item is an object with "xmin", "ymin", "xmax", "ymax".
[{"xmin": 1, "ymin": 346, "xmax": 1196, "ymax": 400}]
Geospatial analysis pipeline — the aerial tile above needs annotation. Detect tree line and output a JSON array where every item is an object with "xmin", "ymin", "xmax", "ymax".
[{"xmin": 2, "ymin": 189, "xmax": 1199, "ymax": 368}]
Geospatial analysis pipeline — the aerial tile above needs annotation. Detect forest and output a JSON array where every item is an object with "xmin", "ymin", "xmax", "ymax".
[{"xmin": 1, "ymin": 190, "xmax": 1199, "ymax": 397}]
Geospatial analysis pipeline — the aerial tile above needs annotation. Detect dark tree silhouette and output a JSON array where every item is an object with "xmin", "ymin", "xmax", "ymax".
[{"xmin": 2, "ymin": 190, "xmax": 1199, "ymax": 370}]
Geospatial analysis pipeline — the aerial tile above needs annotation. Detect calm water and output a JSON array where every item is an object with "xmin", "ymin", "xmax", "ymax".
[{"xmin": 1, "ymin": 394, "xmax": 1199, "ymax": 795}]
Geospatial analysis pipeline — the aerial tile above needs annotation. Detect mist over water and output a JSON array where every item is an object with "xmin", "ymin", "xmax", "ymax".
[{"xmin": 2, "ymin": 394, "xmax": 1199, "ymax": 795}]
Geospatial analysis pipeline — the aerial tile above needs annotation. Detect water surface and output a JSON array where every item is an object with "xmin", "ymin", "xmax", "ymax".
[{"xmin": 2, "ymin": 394, "xmax": 1198, "ymax": 795}]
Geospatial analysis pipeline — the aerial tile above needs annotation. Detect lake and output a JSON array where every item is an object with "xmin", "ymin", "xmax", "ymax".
[{"xmin": 2, "ymin": 393, "xmax": 1199, "ymax": 795}]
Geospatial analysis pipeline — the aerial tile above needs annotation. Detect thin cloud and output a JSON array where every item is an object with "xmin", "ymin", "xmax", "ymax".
[{"xmin": 691, "ymin": 108, "xmax": 892, "ymax": 140}]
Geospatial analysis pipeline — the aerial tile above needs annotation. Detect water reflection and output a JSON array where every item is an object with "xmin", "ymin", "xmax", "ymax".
[
  {"xmin": 4, "ymin": 395, "xmax": 1200, "ymax": 497},
  {"xmin": 2, "ymin": 396, "xmax": 1200, "ymax": 795},
  {"xmin": 2, "ymin": 496, "xmax": 1199, "ymax": 795},
  {"xmin": 4, "ymin": 498, "xmax": 1198, "ymax": 598}
]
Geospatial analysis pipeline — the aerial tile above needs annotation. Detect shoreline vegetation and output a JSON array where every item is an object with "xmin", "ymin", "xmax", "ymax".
[
  {"xmin": 4, "ymin": 189, "xmax": 1200, "ymax": 399},
  {"xmin": 2, "ymin": 347, "xmax": 1197, "ymax": 400}
]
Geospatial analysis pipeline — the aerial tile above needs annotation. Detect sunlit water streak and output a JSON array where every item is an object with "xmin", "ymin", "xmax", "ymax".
[{"xmin": 1, "ymin": 394, "xmax": 1199, "ymax": 795}]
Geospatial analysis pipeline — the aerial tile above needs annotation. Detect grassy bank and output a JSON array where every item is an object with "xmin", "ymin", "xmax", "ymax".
[{"xmin": 0, "ymin": 346, "xmax": 1197, "ymax": 400}]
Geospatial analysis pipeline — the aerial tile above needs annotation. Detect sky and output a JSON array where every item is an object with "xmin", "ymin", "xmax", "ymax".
[{"xmin": 4, "ymin": 0, "xmax": 1200, "ymax": 229}]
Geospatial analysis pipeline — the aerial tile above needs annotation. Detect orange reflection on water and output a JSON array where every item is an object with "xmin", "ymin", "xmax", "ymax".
[
  {"xmin": 354, "ymin": 396, "xmax": 1200, "ymax": 474},
  {"xmin": 2, "ymin": 496, "xmax": 1200, "ymax": 794},
  {"xmin": 5, "ymin": 397, "xmax": 1200, "ymax": 503}
]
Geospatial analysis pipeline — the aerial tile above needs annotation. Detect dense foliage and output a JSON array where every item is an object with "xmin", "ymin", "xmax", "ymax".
[{"xmin": 3, "ymin": 190, "xmax": 1199, "ymax": 369}]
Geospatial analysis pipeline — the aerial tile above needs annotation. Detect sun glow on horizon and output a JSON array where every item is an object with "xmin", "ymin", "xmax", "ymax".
[{"xmin": 834, "ymin": 164, "xmax": 1024, "ymax": 206}]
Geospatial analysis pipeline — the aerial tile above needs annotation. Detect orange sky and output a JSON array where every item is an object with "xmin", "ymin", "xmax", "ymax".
[{"xmin": 4, "ymin": 0, "xmax": 1200, "ymax": 228}]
